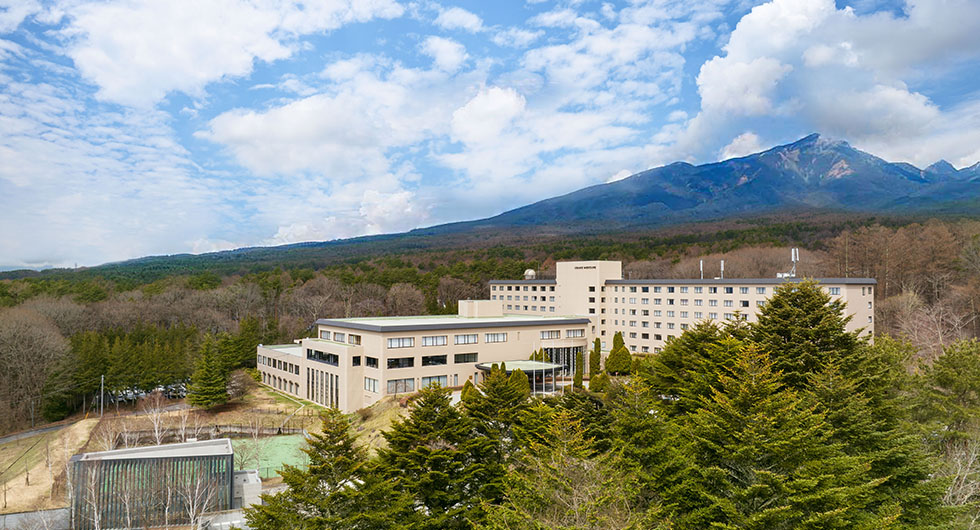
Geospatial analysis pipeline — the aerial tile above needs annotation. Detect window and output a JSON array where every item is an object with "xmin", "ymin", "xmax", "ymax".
[
  {"xmin": 629, "ymin": 297, "xmax": 637, "ymax": 304},
  {"xmin": 709, "ymin": 300, "xmax": 718, "ymax": 307},
  {"xmin": 507, "ymin": 304, "xmax": 513, "ymax": 310},
  {"xmin": 681, "ymin": 323, "xmax": 689, "ymax": 330},
  {"xmin": 567, "ymin": 329, "xmax": 585, "ymax": 338},
  {"xmin": 629, "ymin": 309, "xmax": 637, "ymax": 315},
  {"xmin": 724, "ymin": 313, "xmax": 734, "ymax": 320},
  {"xmin": 739, "ymin": 287, "xmax": 749, "ymax": 294},
  {"xmin": 421, "ymin": 375, "xmax": 448, "ymax": 388},
  {"xmin": 333, "ymin": 332, "xmax": 345, "ymax": 342},
  {"xmin": 694, "ymin": 287, "xmax": 703, "ymax": 294},
  {"xmin": 654, "ymin": 334, "xmax": 662, "ymax": 341},
  {"xmin": 422, "ymin": 335, "xmax": 448, "ymax": 347},
  {"xmin": 387, "ymin": 357, "xmax": 414, "ymax": 369},
  {"xmin": 654, "ymin": 310, "xmax": 662, "ymax": 317},
  {"xmin": 422, "ymin": 355, "xmax": 447, "ymax": 366},
  {"xmin": 540, "ymin": 330, "xmax": 561, "ymax": 339},
  {"xmin": 455, "ymin": 334, "xmax": 478, "ymax": 345},
  {"xmin": 828, "ymin": 287, "xmax": 841, "ymax": 295},
  {"xmin": 387, "ymin": 378, "xmax": 414, "ymax": 394},
  {"xmin": 725, "ymin": 287, "xmax": 734, "ymax": 294},
  {"xmin": 708, "ymin": 287, "xmax": 718, "ymax": 294},
  {"xmin": 550, "ymin": 306, "xmax": 555, "ymax": 312},
  {"xmin": 756, "ymin": 287, "xmax": 766, "ymax": 294},
  {"xmin": 641, "ymin": 298, "xmax": 649, "ymax": 304},
  {"xmin": 642, "ymin": 309, "xmax": 649, "ymax": 316},
  {"xmin": 680, "ymin": 299, "xmax": 688, "ymax": 305},
  {"xmin": 492, "ymin": 285, "xmax": 497, "ymax": 291},
  {"xmin": 642, "ymin": 321, "xmax": 649, "ymax": 327},
  {"xmin": 352, "ymin": 356, "xmax": 361, "ymax": 366},
  {"xmin": 741, "ymin": 300, "xmax": 750, "ymax": 308},
  {"xmin": 680, "ymin": 311, "xmax": 688, "ymax": 318},
  {"xmin": 387, "ymin": 337, "xmax": 414, "ymax": 349},
  {"xmin": 454, "ymin": 353, "xmax": 478, "ymax": 364},
  {"xmin": 709, "ymin": 312, "xmax": 718, "ymax": 319},
  {"xmin": 642, "ymin": 286, "xmax": 649, "ymax": 293},
  {"xmin": 319, "ymin": 330, "xmax": 329, "ymax": 339},
  {"xmin": 485, "ymin": 332, "xmax": 508, "ymax": 343},
  {"xmin": 757, "ymin": 300, "xmax": 766, "ymax": 307},
  {"xmin": 694, "ymin": 312, "xmax": 703, "ymax": 319},
  {"xmin": 724, "ymin": 300, "xmax": 733, "ymax": 307},
  {"xmin": 589, "ymin": 297, "xmax": 596, "ymax": 303},
  {"xmin": 654, "ymin": 298, "xmax": 662, "ymax": 305},
  {"xmin": 667, "ymin": 323, "xmax": 675, "ymax": 329},
  {"xmin": 667, "ymin": 287, "xmax": 675, "ymax": 293},
  {"xmin": 364, "ymin": 377, "xmax": 378, "ymax": 393},
  {"xmin": 666, "ymin": 311, "xmax": 675, "ymax": 317},
  {"xmin": 868, "ymin": 301, "xmax": 872, "ymax": 309},
  {"xmin": 694, "ymin": 299, "xmax": 703, "ymax": 306},
  {"xmin": 630, "ymin": 332, "xmax": 637, "ymax": 338},
  {"xmin": 629, "ymin": 321, "xmax": 637, "ymax": 327},
  {"xmin": 366, "ymin": 356, "xmax": 378, "ymax": 368},
  {"xmin": 589, "ymin": 286, "xmax": 596, "ymax": 292},
  {"xmin": 667, "ymin": 299, "xmax": 675, "ymax": 305}
]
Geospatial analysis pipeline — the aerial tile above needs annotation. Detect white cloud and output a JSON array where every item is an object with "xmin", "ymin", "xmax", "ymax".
[
  {"xmin": 606, "ymin": 169, "xmax": 633, "ymax": 183},
  {"xmin": 697, "ymin": 56, "xmax": 791, "ymax": 115},
  {"xmin": 676, "ymin": 0, "xmax": 980, "ymax": 167},
  {"xmin": 491, "ymin": 27, "xmax": 544, "ymax": 48},
  {"xmin": 420, "ymin": 36, "xmax": 468, "ymax": 72},
  {"xmin": 451, "ymin": 87, "xmax": 526, "ymax": 145},
  {"xmin": 60, "ymin": 0, "xmax": 404, "ymax": 107},
  {"xmin": 719, "ymin": 132, "xmax": 763, "ymax": 159},
  {"xmin": 0, "ymin": 0, "xmax": 40, "ymax": 33},
  {"xmin": 434, "ymin": 6, "xmax": 483, "ymax": 32}
]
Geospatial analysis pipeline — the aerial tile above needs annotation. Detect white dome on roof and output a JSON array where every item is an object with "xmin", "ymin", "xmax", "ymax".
[{"xmin": 524, "ymin": 269, "xmax": 536, "ymax": 280}]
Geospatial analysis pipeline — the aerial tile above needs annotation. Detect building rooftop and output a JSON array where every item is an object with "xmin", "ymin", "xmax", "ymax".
[
  {"xmin": 476, "ymin": 360, "xmax": 563, "ymax": 373},
  {"xmin": 488, "ymin": 279, "xmax": 557, "ymax": 285},
  {"xmin": 315, "ymin": 314, "xmax": 591, "ymax": 333},
  {"xmin": 75, "ymin": 438, "xmax": 233, "ymax": 461},
  {"xmin": 258, "ymin": 344, "xmax": 304, "ymax": 357},
  {"xmin": 605, "ymin": 277, "xmax": 876, "ymax": 285}
]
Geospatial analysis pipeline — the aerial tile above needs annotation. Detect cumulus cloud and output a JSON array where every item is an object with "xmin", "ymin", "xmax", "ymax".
[
  {"xmin": 60, "ymin": 0, "xmax": 404, "ymax": 107},
  {"xmin": 675, "ymin": 0, "xmax": 980, "ymax": 166},
  {"xmin": 420, "ymin": 36, "xmax": 468, "ymax": 72},
  {"xmin": 434, "ymin": 6, "xmax": 482, "ymax": 32},
  {"xmin": 719, "ymin": 132, "xmax": 764, "ymax": 160}
]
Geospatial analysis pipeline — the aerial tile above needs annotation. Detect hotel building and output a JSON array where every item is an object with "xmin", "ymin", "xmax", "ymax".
[{"xmin": 258, "ymin": 260, "xmax": 875, "ymax": 412}]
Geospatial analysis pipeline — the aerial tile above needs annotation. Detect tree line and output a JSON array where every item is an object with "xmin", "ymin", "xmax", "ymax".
[{"xmin": 246, "ymin": 282, "xmax": 980, "ymax": 529}]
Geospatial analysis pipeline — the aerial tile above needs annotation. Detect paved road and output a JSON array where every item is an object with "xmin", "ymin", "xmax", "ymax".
[{"xmin": 0, "ymin": 423, "xmax": 67, "ymax": 446}]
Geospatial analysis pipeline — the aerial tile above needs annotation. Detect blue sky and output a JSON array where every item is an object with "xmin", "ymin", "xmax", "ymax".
[{"xmin": 1, "ymin": 0, "xmax": 979, "ymax": 268}]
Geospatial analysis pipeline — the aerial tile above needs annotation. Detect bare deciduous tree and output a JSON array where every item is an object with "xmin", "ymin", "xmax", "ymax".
[
  {"xmin": 386, "ymin": 283, "xmax": 426, "ymax": 316},
  {"xmin": 139, "ymin": 390, "xmax": 169, "ymax": 445}
]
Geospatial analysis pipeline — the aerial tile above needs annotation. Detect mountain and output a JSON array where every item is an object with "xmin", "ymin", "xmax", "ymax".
[{"xmin": 418, "ymin": 134, "xmax": 980, "ymax": 234}]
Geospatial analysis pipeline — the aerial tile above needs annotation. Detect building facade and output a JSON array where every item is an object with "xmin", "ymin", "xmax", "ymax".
[
  {"xmin": 258, "ymin": 261, "xmax": 875, "ymax": 412},
  {"xmin": 490, "ymin": 260, "xmax": 875, "ymax": 354},
  {"xmin": 258, "ymin": 300, "xmax": 590, "ymax": 412}
]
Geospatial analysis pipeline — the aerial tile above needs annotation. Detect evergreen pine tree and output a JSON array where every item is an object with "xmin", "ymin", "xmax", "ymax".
[
  {"xmin": 663, "ymin": 344, "xmax": 885, "ymax": 529},
  {"xmin": 589, "ymin": 372, "xmax": 611, "ymax": 394},
  {"xmin": 646, "ymin": 323, "xmax": 739, "ymax": 417},
  {"xmin": 750, "ymin": 280, "xmax": 862, "ymax": 389},
  {"xmin": 509, "ymin": 369, "xmax": 531, "ymax": 398},
  {"xmin": 573, "ymin": 350, "xmax": 584, "ymax": 389},
  {"xmin": 378, "ymin": 385, "xmax": 498, "ymax": 529},
  {"xmin": 612, "ymin": 331, "xmax": 624, "ymax": 352},
  {"xmin": 484, "ymin": 408, "xmax": 643, "ymax": 529},
  {"xmin": 589, "ymin": 337, "xmax": 601, "ymax": 376},
  {"xmin": 512, "ymin": 400, "xmax": 555, "ymax": 450},
  {"xmin": 245, "ymin": 409, "xmax": 416, "ymax": 529},
  {"xmin": 461, "ymin": 379, "xmax": 480, "ymax": 403},
  {"xmin": 604, "ymin": 346, "xmax": 632, "ymax": 375},
  {"xmin": 187, "ymin": 335, "xmax": 228, "ymax": 408}
]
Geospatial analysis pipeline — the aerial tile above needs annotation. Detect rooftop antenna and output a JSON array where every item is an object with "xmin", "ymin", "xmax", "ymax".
[
  {"xmin": 699, "ymin": 259, "xmax": 703, "ymax": 280},
  {"xmin": 720, "ymin": 260, "xmax": 725, "ymax": 280},
  {"xmin": 777, "ymin": 248, "xmax": 799, "ymax": 279}
]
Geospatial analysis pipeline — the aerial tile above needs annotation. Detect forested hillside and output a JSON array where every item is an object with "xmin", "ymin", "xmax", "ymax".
[
  {"xmin": 247, "ymin": 283, "xmax": 980, "ymax": 528},
  {"xmin": 1, "ymin": 217, "xmax": 978, "ymax": 436}
]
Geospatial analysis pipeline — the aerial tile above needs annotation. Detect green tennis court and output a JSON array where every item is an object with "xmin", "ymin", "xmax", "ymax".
[{"xmin": 232, "ymin": 434, "xmax": 309, "ymax": 479}]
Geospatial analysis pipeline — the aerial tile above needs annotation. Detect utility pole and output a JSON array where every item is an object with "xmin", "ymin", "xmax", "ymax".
[{"xmin": 100, "ymin": 375, "xmax": 104, "ymax": 417}]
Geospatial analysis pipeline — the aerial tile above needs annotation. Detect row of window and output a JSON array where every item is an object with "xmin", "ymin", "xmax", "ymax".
[
  {"xmin": 492, "ymin": 285, "xmax": 556, "ymax": 292},
  {"xmin": 609, "ymin": 285, "xmax": 767, "ymax": 295},
  {"xmin": 608, "ymin": 298, "xmax": 760, "ymax": 307},
  {"xmin": 507, "ymin": 304, "xmax": 556, "ymax": 312},
  {"xmin": 318, "ymin": 330, "xmax": 362, "ymax": 345},
  {"xmin": 258, "ymin": 354, "xmax": 299, "ymax": 375},
  {"xmin": 382, "ymin": 375, "xmax": 453, "ymax": 395},
  {"xmin": 492, "ymin": 294, "xmax": 556, "ymax": 302},
  {"xmin": 386, "ymin": 352, "xmax": 479, "ymax": 369},
  {"xmin": 387, "ymin": 329, "xmax": 582, "ymax": 349}
]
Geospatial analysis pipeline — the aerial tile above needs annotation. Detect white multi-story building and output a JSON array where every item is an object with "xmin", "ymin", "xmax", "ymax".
[{"xmin": 259, "ymin": 260, "xmax": 875, "ymax": 412}]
